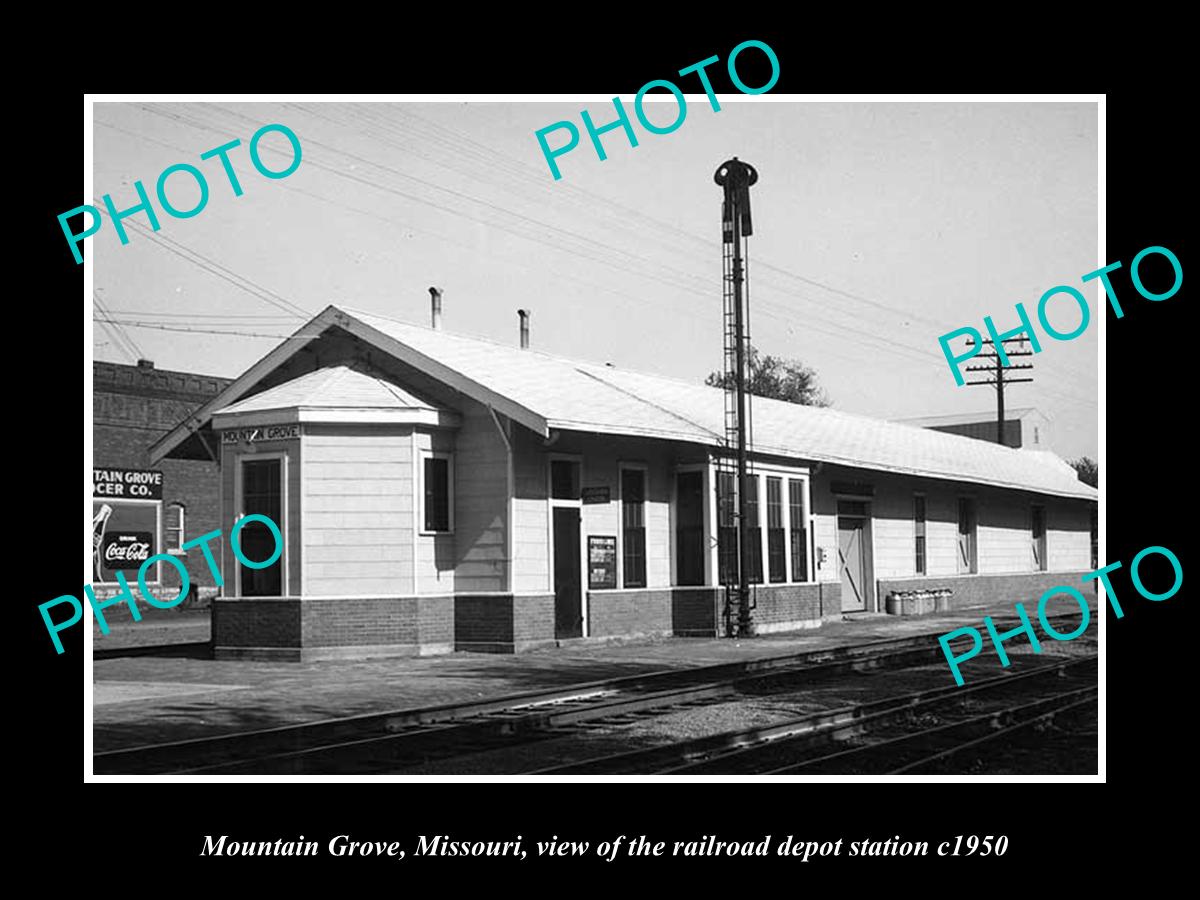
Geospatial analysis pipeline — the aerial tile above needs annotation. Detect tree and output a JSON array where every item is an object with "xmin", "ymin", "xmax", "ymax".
[
  {"xmin": 705, "ymin": 346, "xmax": 831, "ymax": 407},
  {"xmin": 1070, "ymin": 456, "xmax": 1098, "ymax": 487}
]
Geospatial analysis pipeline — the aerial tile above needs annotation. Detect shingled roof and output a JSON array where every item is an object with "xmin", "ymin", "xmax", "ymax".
[{"xmin": 151, "ymin": 305, "xmax": 1097, "ymax": 501}]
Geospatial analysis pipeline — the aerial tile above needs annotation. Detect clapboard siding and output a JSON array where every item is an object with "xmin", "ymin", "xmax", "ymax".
[
  {"xmin": 444, "ymin": 400, "xmax": 508, "ymax": 593},
  {"xmin": 1047, "ymin": 501, "xmax": 1092, "ymax": 572},
  {"xmin": 977, "ymin": 491, "xmax": 1033, "ymax": 574},
  {"xmin": 813, "ymin": 466, "xmax": 1095, "ymax": 586},
  {"xmin": 302, "ymin": 425, "xmax": 413, "ymax": 595},
  {"xmin": 571, "ymin": 438, "xmax": 675, "ymax": 590},
  {"xmin": 512, "ymin": 425, "xmax": 550, "ymax": 592}
]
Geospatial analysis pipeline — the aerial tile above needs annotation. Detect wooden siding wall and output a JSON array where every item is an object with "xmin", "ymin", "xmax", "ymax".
[
  {"xmin": 429, "ymin": 398, "xmax": 508, "ymax": 595},
  {"xmin": 511, "ymin": 425, "xmax": 550, "ymax": 593},
  {"xmin": 569, "ymin": 435, "xmax": 675, "ymax": 590},
  {"xmin": 813, "ymin": 465, "xmax": 1094, "ymax": 581},
  {"xmin": 414, "ymin": 428, "xmax": 456, "ymax": 594},
  {"xmin": 302, "ymin": 425, "xmax": 413, "ymax": 596}
]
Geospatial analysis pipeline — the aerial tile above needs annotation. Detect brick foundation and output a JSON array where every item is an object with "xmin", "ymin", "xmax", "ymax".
[
  {"xmin": 455, "ymin": 593, "xmax": 556, "ymax": 653},
  {"xmin": 210, "ymin": 581, "xmax": 850, "ymax": 660},
  {"xmin": 752, "ymin": 583, "xmax": 841, "ymax": 633},
  {"xmin": 876, "ymin": 571, "xmax": 1096, "ymax": 616},
  {"xmin": 214, "ymin": 596, "xmax": 454, "ymax": 661},
  {"xmin": 588, "ymin": 590, "xmax": 673, "ymax": 638}
]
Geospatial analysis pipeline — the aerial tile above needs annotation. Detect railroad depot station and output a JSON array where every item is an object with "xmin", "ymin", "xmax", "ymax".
[{"xmin": 137, "ymin": 298, "xmax": 1098, "ymax": 662}]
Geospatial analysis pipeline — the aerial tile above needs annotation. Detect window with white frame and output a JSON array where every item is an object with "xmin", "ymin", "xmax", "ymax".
[
  {"xmin": 745, "ymin": 475, "xmax": 763, "ymax": 584},
  {"xmin": 675, "ymin": 469, "xmax": 706, "ymax": 586},
  {"xmin": 914, "ymin": 494, "xmax": 927, "ymax": 576},
  {"xmin": 714, "ymin": 469, "xmax": 812, "ymax": 587},
  {"xmin": 766, "ymin": 477, "xmax": 786, "ymax": 583},
  {"xmin": 788, "ymin": 478, "xmax": 810, "ymax": 582},
  {"xmin": 620, "ymin": 467, "xmax": 647, "ymax": 588},
  {"xmin": 166, "ymin": 502, "xmax": 186, "ymax": 553},
  {"xmin": 420, "ymin": 451, "xmax": 454, "ymax": 533}
]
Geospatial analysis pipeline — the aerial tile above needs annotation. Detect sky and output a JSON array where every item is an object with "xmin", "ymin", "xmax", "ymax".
[{"xmin": 92, "ymin": 99, "xmax": 1098, "ymax": 460}]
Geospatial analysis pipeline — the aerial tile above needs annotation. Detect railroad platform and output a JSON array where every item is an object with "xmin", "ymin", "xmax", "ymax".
[{"xmin": 92, "ymin": 597, "xmax": 1099, "ymax": 754}]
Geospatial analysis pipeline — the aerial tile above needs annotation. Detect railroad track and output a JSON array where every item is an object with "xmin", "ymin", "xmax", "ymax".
[
  {"xmin": 94, "ymin": 614, "xmax": 1088, "ymax": 775},
  {"xmin": 533, "ymin": 654, "xmax": 1097, "ymax": 775}
]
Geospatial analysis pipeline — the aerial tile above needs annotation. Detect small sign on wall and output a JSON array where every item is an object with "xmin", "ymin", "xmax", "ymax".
[
  {"xmin": 221, "ymin": 424, "xmax": 301, "ymax": 444},
  {"xmin": 588, "ymin": 535, "xmax": 617, "ymax": 589},
  {"xmin": 582, "ymin": 486, "xmax": 610, "ymax": 504}
]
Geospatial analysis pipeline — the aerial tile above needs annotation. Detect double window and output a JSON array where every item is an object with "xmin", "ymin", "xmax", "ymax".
[
  {"xmin": 715, "ymin": 471, "xmax": 810, "ymax": 586},
  {"xmin": 421, "ymin": 452, "xmax": 454, "ymax": 533}
]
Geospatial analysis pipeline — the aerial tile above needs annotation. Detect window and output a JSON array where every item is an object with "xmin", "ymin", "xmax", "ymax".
[
  {"xmin": 166, "ymin": 502, "xmax": 186, "ymax": 553},
  {"xmin": 240, "ymin": 457, "xmax": 283, "ymax": 596},
  {"xmin": 914, "ymin": 494, "xmax": 926, "ymax": 575},
  {"xmin": 788, "ymin": 479, "xmax": 808, "ymax": 582},
  {"xmin": 621, "ymin": 468, "xmax": 646, "ymax": 588},
  {"xmin": 1031, "ymin": 504, "xmax": 1047, "ymax": 571},
  {"xmin": 675, "ymin": 470, "xmax": 705, "ymax": 586},
  {"xmin": 550, "ymin": 459, "xmax": 580, "ymax": 500},
  {"xmin": 717, "ymin": 472, "xmax": 767, "ymax": 585},
  {"xmin": 766, "ymin": 477, "xmax": 786, "ymax": 583},
  {"xmin": 957, "ymin": 497, "xmax": 977, "ymax": 574},
  {"xmin": 745, "ymin": 475, "xmax": 762, "ymax": 584},
  {"xmin": 422, "ymin": 453, "xmax": 453, "ymax": 533},
  {"xmin": 717, "ymin": 471, "xmax": 738, "ymax": 586}
]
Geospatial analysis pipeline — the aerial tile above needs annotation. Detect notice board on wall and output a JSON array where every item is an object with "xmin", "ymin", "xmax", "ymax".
[{"xmin": 588, "ymin": 535, "xmax": 617, "ymax": 589}]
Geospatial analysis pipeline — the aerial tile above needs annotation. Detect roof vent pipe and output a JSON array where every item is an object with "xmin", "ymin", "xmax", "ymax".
[
  {"xmin": 430, "ymin": 287, "xmax": 443, "ymax": 330},
  {"xmin": 518, "ymin": 308, "xmax": 530, "ymax": 349}
]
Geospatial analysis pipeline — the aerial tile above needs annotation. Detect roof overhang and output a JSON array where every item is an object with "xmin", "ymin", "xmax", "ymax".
[
  {"xmin": 149, "ymin": 306, "xmax": 546, "ymax": 464},
  {"xmin": 212, "ymin": 406, "xmax": 462, "ymax": 430}
]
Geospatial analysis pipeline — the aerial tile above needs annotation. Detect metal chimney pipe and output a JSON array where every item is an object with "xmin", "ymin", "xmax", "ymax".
[
  {"xmin": 518, "ymin": 309, "xmax": 530, "ymax": 349},
  {"xmin": 429, "ymin": 287, "xmax": 443, "ymax": 330}
]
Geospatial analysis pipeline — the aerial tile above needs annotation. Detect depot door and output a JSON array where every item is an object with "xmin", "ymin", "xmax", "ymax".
[
  {"xmin": 238, "ymin": 457, "xmax": 284, "ymax": 597},
  {"xmin": 553, "ymin": 507, "xmax": 582, "ymax": 639},
  {"xmin": 837, "ymin": 501, "xmax": 871, "ymax": 612}
]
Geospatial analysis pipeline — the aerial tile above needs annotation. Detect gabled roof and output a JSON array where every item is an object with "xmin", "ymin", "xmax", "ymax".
[
  {"xmin": 213, "ymin": 365, "xmax": 437, "ymax": 415},
  {"xmin": 150, "ymin": 305, "xmax": 1097, "ymax": 501},
  {"xmin": 210, "ymin": 364, "xmax": 460, "ymax": 428}
]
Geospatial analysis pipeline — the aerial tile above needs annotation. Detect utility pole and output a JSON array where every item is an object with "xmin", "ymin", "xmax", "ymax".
[
  {"xmin": 964, "ymin": 337, "xmax": 1034, "ymax": 445},
  {"xmin": 715, "ymin": 157, "xmax": 758, "ymax": 638}
]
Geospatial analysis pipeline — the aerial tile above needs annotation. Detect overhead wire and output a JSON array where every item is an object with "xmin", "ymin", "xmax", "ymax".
[{"xmin": 98, "ymin": 103, "xmax": 1096, "ymax": 404}]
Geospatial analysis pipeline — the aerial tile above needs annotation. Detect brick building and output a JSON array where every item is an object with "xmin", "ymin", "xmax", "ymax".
[
  {"xmin": 893, "ymin": 407, "xmax": 1053, "ymax": 451},
  {"xmin": 93, "ymin": 360, "xmax": 232, "ymax": 604},
  {"xmin": 149, "ymin": 302, "xmax": 1097, "ymax": 661}
]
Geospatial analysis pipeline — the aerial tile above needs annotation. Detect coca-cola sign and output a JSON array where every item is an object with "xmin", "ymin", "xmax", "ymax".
[{"xmin": 101, "ymin": 532, "xmax": 153, "ymax": 569}]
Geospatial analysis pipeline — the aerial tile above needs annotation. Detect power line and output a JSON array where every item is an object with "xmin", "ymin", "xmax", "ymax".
[
  {"xmin": 94, "ymin": 318, "xmax": 302, "ymax": 340},
  {"xmin": 152, "ymin": 104, "xmax": 957, "ymax": 371},
  {"xmin": 93, "ymin": 291, "xmax": 144, "ymax": 361},
  {"xmin": 99, "ymin": 105, "xmax": 1096, "ymax": 404},
  {"xmin": 92, "ymin": 203, "xmax": 311, "ymax": 320},
  {"xmin": 339, "ymin": 103, "xmax": 1102, "ymax": 386}
]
